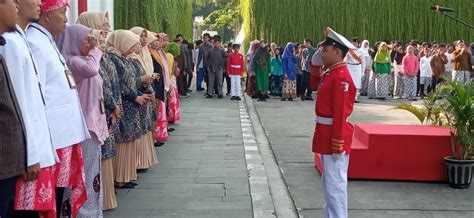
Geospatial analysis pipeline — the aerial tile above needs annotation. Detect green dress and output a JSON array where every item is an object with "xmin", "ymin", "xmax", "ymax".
[{"xmin": 253, "ymin": 49, "xmax": 271, "ymax": 93}]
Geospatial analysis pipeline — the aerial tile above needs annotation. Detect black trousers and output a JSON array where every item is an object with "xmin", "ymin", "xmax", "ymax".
[
  {"xmin": 296, "ymin": 74, "xmax": 303, "ymax": 96},
  {"xmin": 301, "ymin": 71, "xmax": 312, "ymax": 97},
  {"xmin": 186, "ymin": 69, "xmax": 193, "ymax": 90},
  {"xmin": 0, "ymin": 176, "xmax": 17, "ymax": 218},
  {"xmin": 431, "ymin": 76, "xmax": 444, "ymax": 92},
  {"xmin": 223, "ymin": 72, "xmax": 231, "ymax": 94}
]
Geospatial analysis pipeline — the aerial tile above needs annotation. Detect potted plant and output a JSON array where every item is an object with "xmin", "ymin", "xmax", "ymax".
[
  {"xmin": 436, "ymin": 81, "xmax": 474, "ymax": 189},
  {"xmin": 395, "ymin": 80, "xmax": 474, "ymax": 189}
]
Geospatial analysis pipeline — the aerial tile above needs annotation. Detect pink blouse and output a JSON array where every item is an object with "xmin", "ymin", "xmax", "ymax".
[{"xmin": 68, "ymin": 48, "xmax": 109, "ymax": 144}]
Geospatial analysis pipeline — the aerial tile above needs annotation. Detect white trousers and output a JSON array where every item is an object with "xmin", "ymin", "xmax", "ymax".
[
  {"xmin": 321, "ymin": 154, "xmax": 350, "ymax": 218},
  {"xmin": 230, "ymin": 75, "xmax": 241, "ymax": 97}
]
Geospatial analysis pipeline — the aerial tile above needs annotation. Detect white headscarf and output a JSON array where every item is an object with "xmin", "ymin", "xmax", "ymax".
[{"xmin": 361, "ymin": 40, "xmax": 370, "ymax": 57}]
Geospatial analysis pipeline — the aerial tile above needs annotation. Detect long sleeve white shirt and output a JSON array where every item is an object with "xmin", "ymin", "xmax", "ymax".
[
  {"xmin": 419, "ymin": 56, "xmax": 433, "ymax": 78},
  {"xmin": 27, "ymin": 23, "xmax": 90, "ymax": 149},
  {"xmin": 0, "ymin": 25, "xmax": 58, "ymax": 167}
]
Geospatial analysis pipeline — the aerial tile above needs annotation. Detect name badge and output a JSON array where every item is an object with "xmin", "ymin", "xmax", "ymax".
[
  {"xmin": 65, "ymin": 70, "xmax": 77, "ymax": 89},
  {"xmin": 100, "ymin": 98, "xmax": 105, "ymax": 114}
]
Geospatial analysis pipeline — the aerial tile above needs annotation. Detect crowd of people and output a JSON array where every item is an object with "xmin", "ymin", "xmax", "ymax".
[
  {"xmin": 195, "ymin": 33, "xmax": 474, "ymax": 104},
  {"xmin": 0, "ymin": 0, "xmax": 194, "ymax": 217}
]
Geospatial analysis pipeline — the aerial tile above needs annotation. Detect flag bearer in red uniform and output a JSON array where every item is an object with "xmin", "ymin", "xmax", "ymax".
[
  {"xmin": 226, "ymin": 44, "xmax": 245, "ymax": 100},
  {"xmin": 312, "ymin": 27, "xmax": 356, "ymax": 218}
]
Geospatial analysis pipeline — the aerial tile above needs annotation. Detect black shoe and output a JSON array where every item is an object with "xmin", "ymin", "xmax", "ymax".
[
  {"xmin": 300, "ymin": 96, "xmax": 305, "ymax": 101},
  {"xmin": 230, "ymin": 96, "xmax": 236, "ymax": 100},
  {"xmin": 305, "ymin": 96, "xmax": 314, "ymax": 101},
  {"xmin": 137, "ymin": 169, "xmax": 148, "ymax": 173},
  {"xmin": 197, "ymin": 87, "xmax": 205, "ymax": 91},
  {"xmin": 289, "ymin": 98, "xmax": 293, "ymax": 101},
  {"xmin": 226, "ymin": 93, "xmax": 230, "ymax": 96},
  {"xmin": 281, "ymin": 98, "xmax": 286, "ymax": 101},
  {"xmin": 154, "ymin": 141, "xmax": 165, "ymax": 147},
  {"xmin": 115, "ymin": 183, "xmax": 135, "ymax": 189},
  {"xmin": 264, "ymin": 94, "xmax": 270, "ymax": 99},
  {"xmin": 168, "ymin": 127, "xmax": 175, "ymax": 132},
  {"xmin": 218, "ymin": 95, "xmax": 223, "ymax": 99},
  {"xmin": 236, "ymin": 97, "xmax": 242, "ymax": 101},
  {"xmin": 355, "ymin": 100, "xmax": 360, "ymax": 103},
  {"xmin": 378, "ymin": 97, "xmax": 386, "ymax": 101},
  {"xmin": 206, "ymin": 94, "xmax": 213, "ymax": 99},
  {"xmin": 251, "ymin": 95, "xmax": 258, "ymax": 99}
]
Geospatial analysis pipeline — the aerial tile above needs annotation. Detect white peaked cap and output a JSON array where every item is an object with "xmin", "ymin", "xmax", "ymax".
[{"xmin": 321, "ymin": 27, "xmax": 356, "ymax": 52}]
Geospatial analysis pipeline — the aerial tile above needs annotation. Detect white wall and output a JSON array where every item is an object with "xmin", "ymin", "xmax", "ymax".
[{"xmin": 67, "ymin": 0, "xmax": 115, "ymax": 30}]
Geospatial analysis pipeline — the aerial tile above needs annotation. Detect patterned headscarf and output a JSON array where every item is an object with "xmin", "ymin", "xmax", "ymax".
[{"xmin": 40, "ymin": 0, "xmax": 69, "ymax": 13}]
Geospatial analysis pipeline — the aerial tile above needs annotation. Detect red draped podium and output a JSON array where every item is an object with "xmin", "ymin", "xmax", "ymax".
[{"xmin": 315, "ymin": 123, "xmax": 452, "ymax": 182}]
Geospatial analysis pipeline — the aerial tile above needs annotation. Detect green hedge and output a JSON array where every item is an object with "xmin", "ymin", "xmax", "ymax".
[
  {"xmin": 241, "ymin": 0, "xmax": 474, "ymax": 46},
  {"xmin": 114, "ymin": 0, "xmax": 193, "ymax": 40}
]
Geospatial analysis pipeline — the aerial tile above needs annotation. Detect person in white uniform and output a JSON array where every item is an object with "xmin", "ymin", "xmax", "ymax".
[
  {"xmin": 26, "ymin": 1, "xmax": 91, "ymax": 216},
  {"xmin": 344, "ymin": 37, "xmax": 364, "ymax": 102}
]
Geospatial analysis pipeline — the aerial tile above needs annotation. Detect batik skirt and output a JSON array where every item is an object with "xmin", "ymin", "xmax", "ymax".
[
  {"xmin": 15, "ymin": 144, "xmax": 87, "ymax": 218},
  {"xmin": 168, "ymin": 87, "xmax": 181, "ymax": 123},
  {"xmin": 155, "ymin": 100, "xmax": 168, "ymax": 142},
  {"xmin": 282, "ymin": 79, "xmax": 297, "ymax": 99}
]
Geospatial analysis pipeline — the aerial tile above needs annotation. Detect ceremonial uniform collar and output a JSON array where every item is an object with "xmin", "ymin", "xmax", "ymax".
[{"xmin": 322, "ymin": 61, "xmax": 347, "ymax": 76}]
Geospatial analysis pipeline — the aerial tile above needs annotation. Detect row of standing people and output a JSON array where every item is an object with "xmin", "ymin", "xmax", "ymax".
[
  {"xmin": 350, "ymin": 39, "xmax": 473, "ymax": 102},
  {"xmin": 245, "ymin": 39, "xmax": 320, "ymax": 102},
  {"xmin": 0, "ymin": 0, "xmax": 184, "ymax": 217}
]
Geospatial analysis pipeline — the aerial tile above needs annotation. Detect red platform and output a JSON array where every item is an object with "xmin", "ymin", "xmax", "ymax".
[{"xmin": 315, "ymin": 123, "xmax": 452, "ymax": 182}]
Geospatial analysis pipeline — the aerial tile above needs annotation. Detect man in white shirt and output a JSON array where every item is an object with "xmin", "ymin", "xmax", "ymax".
[
  {"xmin": 445, "ymin": 44, "xmax": 454, "ymax": 80},
  {"xmin": 0, "ymin": 0, "xmax": 58, "ymax": 215},
  {"xmin": 27, "ymin": 0, "xmax": 90, "ymax": 216},
  {"xmin": 419, "ymin": 47, "xmax": 433, "ymax": 98},
  {"xmin": 344, "ymin": 38, "xmax": 364, "ymax": 102}
]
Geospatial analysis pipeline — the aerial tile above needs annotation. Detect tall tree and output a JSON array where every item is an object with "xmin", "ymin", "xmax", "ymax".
[{"xmin": 114, "ymin": 0, "xmax": 193, "ymax": 40}]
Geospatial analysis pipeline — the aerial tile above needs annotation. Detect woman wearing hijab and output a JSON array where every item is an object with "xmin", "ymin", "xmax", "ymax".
[
  {"xmin": 360, "ymin": 40, "xmax": 372, "ymax": 96},
  {"xmin": 164, "ymin": 42, "xmax": 182, "ymax": 123},
  {"xmin": 57, "ymin": 24, "xmax": 107, "ymax": 217},
  {"xmin": 246, "ymin": 40, "xmax": 260, "ymax": 98},
  {"xmin": 373, "ymin": 42, "xmax": 391, "ymax": 100},
  {"xmin": 106, "ymin": 30, "xmax": 146, "ymax": 189},
  {"xmin": 253, "ymin": 41, "xmax": 271, "ymax": 101},
  {"xmin": 149, "ymin": 34, "xmax": 168, "ymax": 146},
  {"xmin": 77, "ymin": 11, "xmax": 120, "ymax": 211},
  {"xmin": 129, "ymin": 27, "xmax": 159, "ymax": 172},
  {"xmin": 281, "ymin": 42, "xmax": 298, "ymax": 101},
  {"xmin": 77, "ymin": 11, "xmax": 110, "ymax": 37}
]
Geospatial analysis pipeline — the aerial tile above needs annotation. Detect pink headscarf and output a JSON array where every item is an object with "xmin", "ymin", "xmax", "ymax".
[{"xmin": 40, "ymin": 0, "xmax": 69, "ymax": 13}]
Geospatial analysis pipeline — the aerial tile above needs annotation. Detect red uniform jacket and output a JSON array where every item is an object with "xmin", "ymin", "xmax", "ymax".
[
  {"xmin": 226, "ymin": 52, "xmax": 245, "ymax": 76},
  {"xmin": 312, "ymin": 62, "xmax": 356, "ymax": 154}
]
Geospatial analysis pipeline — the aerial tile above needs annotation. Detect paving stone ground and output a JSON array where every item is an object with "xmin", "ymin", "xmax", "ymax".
[
  {"xmin": 252, "ymin": 95, "xmax": 474, "ymax": 218},
  {"xmin": 105, "ymin": 87, "xmax": 474, "ymax": 218},
  {"xmin": 105, "ymin": 90, "xmax": 252, "ymax": 218}
]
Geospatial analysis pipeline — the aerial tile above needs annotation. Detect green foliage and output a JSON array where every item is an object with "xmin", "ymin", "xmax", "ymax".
[
  {"xmin": 394, "ymin": 93, "xmax": 446, "ymax": 126},
  {"xmin": 242, "ymin": 0, "xmax": 474, "ymax": 46},
  {"xmin": 436, "ymin": 81, "xmax": 474, "ymax": 160},
  {"xmin": 395, "ymin": 80, "xmax": 474, "ymax": 160},
  {"xmin": 114, "ymin": 0, "xmax": 193, "ymax": 40}
]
